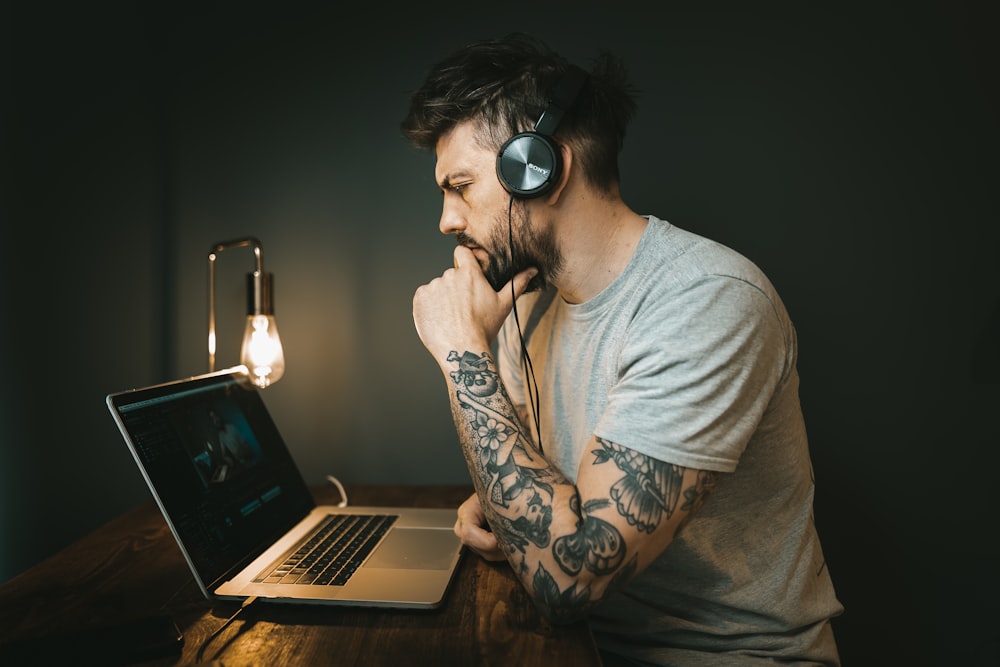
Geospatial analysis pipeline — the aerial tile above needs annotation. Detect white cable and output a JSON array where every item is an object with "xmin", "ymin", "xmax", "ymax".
[{"xmin": 325, "ymin": 474, "xmax": 349, "ymax": 507}]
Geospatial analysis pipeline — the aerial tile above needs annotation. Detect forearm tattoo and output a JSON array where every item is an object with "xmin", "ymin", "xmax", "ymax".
[
  {"xmin": 447, "ymin": 351, "xmax": 563, "ymax": 570},
  {"xmin": 553, "ymin": 493, "xmax": 625, "ymax": 576}
]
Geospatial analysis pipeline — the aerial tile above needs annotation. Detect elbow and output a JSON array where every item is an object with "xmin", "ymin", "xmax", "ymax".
[
  {"xmin": 528, "ymin": 553, "xmax": 641, "ymax": 625},
  {"xmin": 529, "ymin": 566, "xmax": 604, "ymax": 625}
]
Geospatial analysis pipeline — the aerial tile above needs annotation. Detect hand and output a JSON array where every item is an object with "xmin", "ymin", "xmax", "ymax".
[
  {"xmin": 413, "ymin": 245, "xmax": 537, "ymax": 363},
  {"xmin": 454, "ymin": 493, "xmax": 506, "ymax": 562}
]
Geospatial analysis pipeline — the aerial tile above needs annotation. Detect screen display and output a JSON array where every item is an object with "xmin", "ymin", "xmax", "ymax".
[{"xmin": 111, "ymin": 372, "xmax": 315, "ymax": 589}]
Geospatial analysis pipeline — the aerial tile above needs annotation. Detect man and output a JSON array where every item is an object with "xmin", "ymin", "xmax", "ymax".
[{"xmin": 403, "ymin": 33, "xmax": 842, "ymax": 665}]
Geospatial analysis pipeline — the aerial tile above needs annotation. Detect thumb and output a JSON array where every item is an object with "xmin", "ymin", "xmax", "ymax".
[
  {"xmin": 504, "ymin": 267, "xmax": 539, "ymax": 300},
  {"xmin": 453, "ymin": 244, "xmax": 476, "ymax": 269}
]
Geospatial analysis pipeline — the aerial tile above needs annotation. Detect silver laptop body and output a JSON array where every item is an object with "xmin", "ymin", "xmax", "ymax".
[{"xmin": 106, "ymin": 367, "xmax": 463, "ymax": 609}]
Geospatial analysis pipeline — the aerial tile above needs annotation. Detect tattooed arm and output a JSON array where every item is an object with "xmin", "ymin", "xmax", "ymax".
[
  {"xmin": 414, "ymin": 246, "xmax": 716, "ymax": 623},
  {"xmin": 444, "ymin": 350, "xmax": 716, "ymax": 623}
]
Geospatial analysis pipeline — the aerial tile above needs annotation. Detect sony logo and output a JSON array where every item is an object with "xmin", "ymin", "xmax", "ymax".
[{"xmin": 527, "ymin": 162, "xmax": 550, "ymax": 176}]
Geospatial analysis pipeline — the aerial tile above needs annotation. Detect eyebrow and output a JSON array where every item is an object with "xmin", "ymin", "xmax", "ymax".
[{"xmin": 437, "ymin": 170, "xmax": 474, "ymax": 191}]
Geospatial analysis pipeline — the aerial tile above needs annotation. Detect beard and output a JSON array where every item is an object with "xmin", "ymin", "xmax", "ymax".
[{"xmin": 457, "ymin": 203, "xmax": 562, "ymax": 293}]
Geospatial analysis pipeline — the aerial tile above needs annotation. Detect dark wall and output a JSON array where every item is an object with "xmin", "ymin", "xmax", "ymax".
[{"xmin": 2, "ymin": 3, "xmax": 997, "ymax": 665}]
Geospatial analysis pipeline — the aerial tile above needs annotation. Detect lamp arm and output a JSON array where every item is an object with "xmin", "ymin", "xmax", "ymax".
[{"xmin": 208, "ymin": 237, "xmax": 266, "ymax": 372}]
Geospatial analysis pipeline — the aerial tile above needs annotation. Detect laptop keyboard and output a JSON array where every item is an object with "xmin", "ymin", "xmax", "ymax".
[{"xmin": 255, "ymin": 513, "xmax": 398, "ymax": 586}]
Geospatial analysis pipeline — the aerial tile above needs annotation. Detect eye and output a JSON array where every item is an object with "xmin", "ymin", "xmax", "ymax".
[
  {"xmin": 439, "ymin": 177, "xmax": 473, "ymax": 198},
  {"xmin": 441, "ymin": 182, "xmax": 472, "ymax": 202}
]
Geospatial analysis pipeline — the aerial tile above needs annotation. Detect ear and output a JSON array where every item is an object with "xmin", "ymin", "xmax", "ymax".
[{"xmin": 544, "ymin": 142, "xmax": 574, "ymax": 205}]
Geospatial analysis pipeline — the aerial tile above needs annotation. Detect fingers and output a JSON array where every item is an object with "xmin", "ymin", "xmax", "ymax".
[
  {"xmin": 454, "ymin": 494, "xmax": 506, "ymax": 562},
  {"xmin": 454, "ymin": 494, "xmax": 484, "ymax": 535},
  {"xmin": 455, "ymin": 521, "xmax": 504, "ymax": 561}
]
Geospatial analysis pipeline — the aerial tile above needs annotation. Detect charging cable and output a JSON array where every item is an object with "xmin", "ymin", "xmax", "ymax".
[
  {"xmin": 194, "ymin": 595, "xmax": 258, "ymax": 663},
  {"xmin": 326, "ymin": 474, "xmax": 349, "ymax": 507},
  {"xmin": 190, "ymin": 474, "xmax": 347, "ymax": 662}
]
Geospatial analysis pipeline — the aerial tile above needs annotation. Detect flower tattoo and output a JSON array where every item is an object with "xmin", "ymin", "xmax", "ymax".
[{"xmin": 476, "ymin": 414, "xmax": 510, "ymax": 465}]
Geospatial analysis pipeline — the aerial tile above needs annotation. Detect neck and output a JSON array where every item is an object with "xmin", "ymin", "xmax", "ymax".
[{"xmin": 548, "ymin": 189, "xmax": 647, "ymax": 305}]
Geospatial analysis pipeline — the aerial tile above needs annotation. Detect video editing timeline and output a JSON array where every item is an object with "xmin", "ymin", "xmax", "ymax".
[{"xmin": 118, "ymin": 376, "xmax": 312, "ymax": 583}]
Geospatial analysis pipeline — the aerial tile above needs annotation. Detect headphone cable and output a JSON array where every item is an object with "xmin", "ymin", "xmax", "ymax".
[{"xmin": 508, "ymin": 196, "xmax": 543, "ymax": 453}]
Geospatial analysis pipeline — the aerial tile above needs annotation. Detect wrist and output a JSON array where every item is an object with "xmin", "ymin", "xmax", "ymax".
[{"xmin": 439, "ymin": 348, "xmax": 497, "ymax": 383}]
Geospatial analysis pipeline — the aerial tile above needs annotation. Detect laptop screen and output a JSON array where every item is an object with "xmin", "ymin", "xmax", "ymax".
[{"xmin": 109, "ymin": 370, "xmax": 315, "ymax": 591}]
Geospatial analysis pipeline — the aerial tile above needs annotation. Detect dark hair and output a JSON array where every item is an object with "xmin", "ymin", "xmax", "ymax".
[{"xmin": 400, "ymin": 33, "xmax": 638, "ymax": 192}]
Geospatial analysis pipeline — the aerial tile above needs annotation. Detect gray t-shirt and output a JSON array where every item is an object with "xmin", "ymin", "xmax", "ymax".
[{"xmin": 497, "ymin": 217, "xmax": 843, "ymax": 665}]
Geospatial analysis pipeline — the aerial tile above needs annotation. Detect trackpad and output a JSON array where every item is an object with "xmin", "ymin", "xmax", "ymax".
[{"xmin": 365, "ymin": 528, "xmax": 459, "ymax": 570}]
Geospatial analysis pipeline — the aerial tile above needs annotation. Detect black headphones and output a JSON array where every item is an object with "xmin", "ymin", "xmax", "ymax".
[{"xmin": 496, "ymin": 65, "xmax": 589, "ymax": 199}]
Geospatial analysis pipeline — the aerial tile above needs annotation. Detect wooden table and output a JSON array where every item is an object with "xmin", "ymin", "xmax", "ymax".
[{"xmin": 0, "ymin": 484, "xmax": 602, "ymax": 666}]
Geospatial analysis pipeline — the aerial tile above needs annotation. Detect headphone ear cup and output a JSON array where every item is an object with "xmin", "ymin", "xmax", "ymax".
[{"xmin": 496, "ymin": 132, "xmax": 561, "ymax": 199}]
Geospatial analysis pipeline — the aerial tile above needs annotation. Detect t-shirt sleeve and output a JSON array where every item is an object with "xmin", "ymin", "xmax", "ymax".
[{"xmin": 594, "ymin": 274, "xmax": 790, "ymax": 473}]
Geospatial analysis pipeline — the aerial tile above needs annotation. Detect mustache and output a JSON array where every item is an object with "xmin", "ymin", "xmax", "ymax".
[{"xmin": 455, "ymin": 232, "xmax": 480, "ymax": 250}]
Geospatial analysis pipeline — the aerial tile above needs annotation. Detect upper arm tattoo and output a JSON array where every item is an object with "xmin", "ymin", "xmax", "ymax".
[{"xmin": 592, "ymin": 437, "xmax": 717, "ymax": 533}]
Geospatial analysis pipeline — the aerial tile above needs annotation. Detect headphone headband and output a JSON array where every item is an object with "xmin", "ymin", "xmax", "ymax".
[{"xmin": 534, "ymin": 65, "xmax": 589, "ymax": 136}]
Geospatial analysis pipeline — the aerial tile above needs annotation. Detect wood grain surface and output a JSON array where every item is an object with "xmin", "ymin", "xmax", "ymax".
[{"xmin": 0, "ymin": 484, "xmax": 602, "ymax": 666}]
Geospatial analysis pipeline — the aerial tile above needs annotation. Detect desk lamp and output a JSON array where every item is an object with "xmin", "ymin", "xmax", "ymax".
[{"xmin": 208, "ymin": 237, "xmax": 285, "ymax": 387}]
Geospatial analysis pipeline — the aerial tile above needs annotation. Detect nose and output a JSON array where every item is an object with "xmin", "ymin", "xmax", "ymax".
[{"xmin": 438, "ymin": 198, "xmax": 465, "ymax": 236}]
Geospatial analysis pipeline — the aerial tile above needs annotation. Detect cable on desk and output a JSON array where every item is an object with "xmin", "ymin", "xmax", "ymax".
[
  {"xmin": 194, "ymin": 595, "xmax": 258, "ymax": 663},
  {"xmin": 326, "ymin": 474, "xmax": 349, "ymax": 507},
  {"xmin": 159, "ymin": 573, "xmax": 200, "ymax": 613}
]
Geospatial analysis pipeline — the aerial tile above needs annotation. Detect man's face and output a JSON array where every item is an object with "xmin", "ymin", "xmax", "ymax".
[{"xmin": 434, "ymin": 122, "xmax": 561, "ymax": 292}]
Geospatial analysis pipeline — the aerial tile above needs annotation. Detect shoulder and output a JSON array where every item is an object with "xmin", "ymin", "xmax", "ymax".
[
  {"xmin": 640, "ymin": 218, "xmax": 768, "ymax": 284},
  {"xmin": 634, "ymin": 217, "xmax": 789, "ymax": 325}
]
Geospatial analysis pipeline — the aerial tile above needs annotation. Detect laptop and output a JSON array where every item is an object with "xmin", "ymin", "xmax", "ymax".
[{"xmin": 106, "ymin": 367, "xmax": 464, "ymax": 609}]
